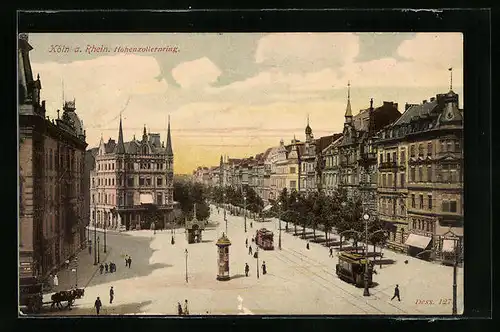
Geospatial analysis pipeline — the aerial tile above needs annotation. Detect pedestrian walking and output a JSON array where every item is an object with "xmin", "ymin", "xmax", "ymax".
[
  {"xmin": 109, "ymin": 286, "xmax": 114, "ymax": 304},
  {"xmin": 99, "ymin": 264, "xmax": 104, "ymax": 274},
  {"xmin": 53, "ymin": 274, "xmax": 59, "ymax": 287},
  {"xmin": 250, "ymin": 221, "xmax": 253, "ymax": 228},
  {"xmin": 183, "ymin": 299, "xmax": 189, "ymax": 315},
  {"xmin": 89, "ymin": 242, "xmax": 92, "ymax": 255},
  {"xmin": 125, "ymin": 255, "xmax": 129, "ymax": 267},
  {"xmin": 329, "ymin": 247, "xmax": 333, "ymax": 257},
  {"xmin": 251, "ymin": 236, "xmax": 255, "ymax": 243},
  {"xmin": 306, "ymin": 242, "xmax": 310, "ymax": 250},
  {"xmin": 105, "ymin": 262, "xmax": 109, "ymax": 273},
  {"xmin": 128, "ymin": 257, "xmax": 132, "ymax": 268},
  {"xmin": 262, "ymin": 261, "xmax": 267, "ymax": 275},
  {"xmin": 177, "ymin": 302, "xmax": 183, "ymax": 315},
  {"xmin": 245, "ymin": 263, "xmax": 250, "ymax": 277},
  {"xmin": 94, "ymin": 297, "xmax": 102, "ymax": 315},
  {"xmin": 245, "ymin": 238, "xmax": 248, "ymax": 248},
  {"xmin": 248, "ymin": 245, "xmax": 253, "ymax": 255},
  {"xmin": 391, "ymin": 284, "xmax": 401, "ymax": 301}
]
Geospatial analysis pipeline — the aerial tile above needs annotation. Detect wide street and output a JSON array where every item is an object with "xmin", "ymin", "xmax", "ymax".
[{"xmin": 41, "ymin": 204, "xmax": 463, "ymax": 316}]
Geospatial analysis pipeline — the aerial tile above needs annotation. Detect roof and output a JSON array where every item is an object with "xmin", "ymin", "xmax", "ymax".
[
  {"xmin": 393, "ymin": 100, "xmax": 438, "ymax": 126},
  {"xmin": 353, "ymin": 101, "xmax": 401, "ymax": 133},
  {"xmin": 315, "ymin": 133, "xmax": 342, "ymax": 154}
]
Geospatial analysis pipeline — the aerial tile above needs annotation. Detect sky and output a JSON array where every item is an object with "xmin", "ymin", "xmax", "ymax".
[{"xmin": 27, "ymin": 33, "xmax": 463, "ymax": 174}]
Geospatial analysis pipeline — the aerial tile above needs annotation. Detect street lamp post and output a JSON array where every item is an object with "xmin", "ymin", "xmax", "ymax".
[
  {"xmin": 223, "ymin": 193, "xmax": 227, "ymax": 234},
  {"xmin": 104, "ymin": 213, "xmax": 107, "ymax": 253},
  {"xmin": 277, "ymin": 202, "xmax": 282, "ymax": 250},
  {"xmin": 244, "ymin": 196, "xmax": 247, "ymax": 233},
  {"xmin": 97, "ymin": 236, "xmax": 100, "ymax": 264},
  {"xmin": 363, "ymin": 212, "xmax": 370, "ymax": 297},
  {"xmin": 256, "ymin": 246, "xmax": 259, "ymax": 279},
  {"xmin": 185, "ymin": 249, "xmax": 189, "ymax": 283},
  {"xmin": 94, "ymin": 208, "xmax": 97, "ymax": 265}
]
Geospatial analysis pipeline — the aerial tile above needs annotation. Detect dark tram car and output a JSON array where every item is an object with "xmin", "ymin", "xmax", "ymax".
[
  {"xmin": 335, "ymin": 252, "xmax": 374, "ymax": 287},
  {"xmin": 255, "ymin": 228, "xmax": 274, "ymax": 250}
]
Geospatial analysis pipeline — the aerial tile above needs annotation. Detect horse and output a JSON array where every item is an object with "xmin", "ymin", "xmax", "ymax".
[{"xmin": 50, "ymin": 289, "xmax": 84, "ymax": 310}]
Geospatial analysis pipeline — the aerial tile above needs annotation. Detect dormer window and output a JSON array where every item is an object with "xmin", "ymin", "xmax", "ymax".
[{"xmin": 142, "ymin": 146, "xmax": 148, "ymax": 154}]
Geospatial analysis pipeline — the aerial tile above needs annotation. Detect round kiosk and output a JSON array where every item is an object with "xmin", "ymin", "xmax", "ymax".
[{"xmin": 216, "ymin": 233, "xmax": 231, "ymax": 281}]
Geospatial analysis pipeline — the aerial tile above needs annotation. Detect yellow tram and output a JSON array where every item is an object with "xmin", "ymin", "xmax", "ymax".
[{"xmin": 335, "ymin": 252, "xmax": 374, "ymax": 287}]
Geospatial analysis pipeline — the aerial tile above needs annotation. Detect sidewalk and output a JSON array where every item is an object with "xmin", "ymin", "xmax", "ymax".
[
  {"xmin": 86, "ymin": 226, "xmax": 123, "ymax": 235},
  {"xmin": 44, "ymin": 244, "xmax": 113, "ymax": 297}
]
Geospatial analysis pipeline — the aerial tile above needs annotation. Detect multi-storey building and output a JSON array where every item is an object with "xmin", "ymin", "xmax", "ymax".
[
  {"xmin": 321, "ymin": 134, "xmax": 344, "ymax": 196},
  {"xmin": 90, "ymin": 118, "xmax": 174, "ymax": 231},
  {"xmin": 375, "ymin": 90, "xmax": 463, "ymax": 258},
  {"xmin": 338, "ymin": 82, "xmax": 401, "ymax": 216},
  {"xmin": 299, "ymin": 118, "xmax": 317, "ymax": 194},
  {"xmin": 19, "ymin": 33, "xmax": 88, "ymax": 278}
]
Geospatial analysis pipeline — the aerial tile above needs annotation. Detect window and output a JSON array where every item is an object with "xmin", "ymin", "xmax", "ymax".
[
  {"xmin": 382, "ymin": 174, "xmax": 387, "ymax": 187},
  {"xmin": 411, "ymin": 194, "xmax": 415, "ymax": 208},
  {"xmin": 419, "ymin": 194, "xmax": 424, "ymax": 209},
  {"xmin": 428, "ymin": 195, "xmax": 433, "ymax": 209},
  {"xmin": 386, "ymin": 153, "xmax": 391, "ymax": 162},
  {"xmin": 418, "ymin": 166, "xmax": 423, "ymax": 182},
  {"xmin": 290, "ymin": 167, "xmax": 296, "ymax": 174},
  {"xmin": 126, "ymin": 192, "xmax": 134, "ymax": 206},
  {"xmin": 388, "ymin": 173, "xmax": 393, "ymax": 187},
  {"xmin": 442, "ymin": 201, "xmax": 449, "ymax": 212},
  {"xmin": 392, "ymin": 152, "xmax": 397, "ymax": 164},
  {"xmin": 410, "ymin": 145, "xmax": 415, "ymax": 157},
  {"xmin": 145, "ymin": 178, "xmax": 151, "ymax": 186},
  {"xmin": 380, "ymin": 154, "xmax": 383, "ymax": 164},
  {"xmin": 455, "ymin": 140, "xmax": 460, "ymax": 152},
  {"xmin": 127, "ymin": 177, "xmax": 134, "ymax": 187},
  {"xmin": 450, "ymin": 201, "xmax": 457, "ymax": 213},
  {"xmin": 427, "ymin": 142, "xmax": 433, "ymax": 156},
  {"xmin": 139, "ymin": 177, "xmax": 145, "ymax": 186},
  {"xmin": 410, "ymin": 167, "xmax": 416, "ymax": 182},
  {"xmin": 290, "ymin": 180, "xmax": 296, "ymax": 189},
  {"xmin": 418, "ymin": 144, "xmax": 424, "ymax": 156},
  {"xmin": 447, "ymin": 140, "xmax": 453, "ymax": 152},
  {"xmin": 400, "ymin": 151, "xmax": 406, "ymax": 164},
  {"xmin": 440, "ymin": 140, "xmax": 446, "ymax": 153},
  {"xmin": 400, "ymin": 173, "xmax": 405, "ymax": 187},
  {"xmin": 157, "ymin": 193, "xmax": 163, "ymax": 204},
  {"xmin": 412, "ymin": 220, "xmax": 416, "ymax": 229},
  {"xmin": 92, "ymin": 194, "xmax": 95, "ymax": 204},
  {"xmin": 157, "ymin": 177, "xmax": 163, "ymax": 186}
]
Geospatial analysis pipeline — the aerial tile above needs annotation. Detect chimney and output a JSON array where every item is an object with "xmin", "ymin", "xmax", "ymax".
[
  {"xmin": 430, "ymin": 97, "xmax": 436, "ymax": 102},
  {"xmin": 422, "ymin": 100, "xmax": 427, "ymax": 104},
  {"xmin": 394, "ymin": 103, "xmax": 398, "ymax": 110}
]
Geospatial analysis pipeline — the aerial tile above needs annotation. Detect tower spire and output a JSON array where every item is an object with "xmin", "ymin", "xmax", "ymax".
[
  {"xmin": 115, "ymin": 115, "xmax": 125, "ymax": 154},
  {"xmin": 166, "ymin": 115, "xmax": 173, "ymax": 156},
  {"xmin": 142, "ymin": 124, "xmax": 147, "ymax": 141},
  {"xmin": 448, "ymin": 67, "xmax": 453, "ymax": 91},
  {"xmin": 345, "ymin": 81, "xmax": 353, "ymax": 121}
]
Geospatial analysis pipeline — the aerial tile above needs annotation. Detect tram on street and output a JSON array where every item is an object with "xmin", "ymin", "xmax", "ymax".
[
  {"xmin": 255, "ymin": 228, "xmax": 274, "ymax": 250},
  {"xmin": 335, "ymin": 252, "xmax": 374, "ymax": 287}
]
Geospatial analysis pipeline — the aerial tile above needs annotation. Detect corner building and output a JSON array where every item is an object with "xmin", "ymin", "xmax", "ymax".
[
  {"xmin": 90, "ymin": 118, "xmax": 174, "ymax": 231},
  {"xmin": 374, "ymin": 90, "xmax": 463, "ymax": 259},
  {"xmin": 19, "ymin": 33, "xmax": 87, "ymax": 278}
]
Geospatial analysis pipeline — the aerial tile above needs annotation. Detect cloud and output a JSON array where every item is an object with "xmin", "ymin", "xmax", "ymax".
[
  {"xmin": 171, "ymin": 57, "xmax": 221, "ymax": 88},
  {"xmin": 255, "ymin": 33, "xmax": 360, "ymax": 68},
  {"xmin": 397, "ymin": 33, "xmax": 463, "ymax": 69}
]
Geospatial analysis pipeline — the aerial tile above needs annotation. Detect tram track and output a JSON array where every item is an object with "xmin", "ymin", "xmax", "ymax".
[
  {"xmin": 270, "ymin": 249, "xmax": 382, "ymax": 314},
  {"xmin": 280, "ymin": 247, "xmax": 421, "ymax": 314}
]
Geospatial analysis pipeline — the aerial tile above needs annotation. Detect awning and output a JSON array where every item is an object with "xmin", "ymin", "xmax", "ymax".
[
  {"xmin": 442, "ymin": 239, "xmax": 456, "ymax": 253},
  {"xmin": 262, "ymin": 205, "xmax": 273, "ymax": 212},
  {"xmin": 405, "ymin": 234, "xmax": 432, "ymax": 249}
]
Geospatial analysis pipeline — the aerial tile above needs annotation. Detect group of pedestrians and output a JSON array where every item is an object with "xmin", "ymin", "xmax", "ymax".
[
  {"xmin": 177, "ymin": 299, "xmax": 189, "ymax": 315},
  {"xmin": 99, "ymin": 262, "xmax": 117, "ymax": 274},
  {"xmin": 244, "ymin": 261, "xmax": 267, "ymax": 277},
  {"xmin": 124, "ymin": 255, "xmax": 132, "ymax": 268},
  {"xmin": 94, "ymin": 286, "xmax": 116, "ymax": 315}
]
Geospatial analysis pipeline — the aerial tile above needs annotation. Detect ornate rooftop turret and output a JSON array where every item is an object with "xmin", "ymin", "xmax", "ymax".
[{"xmin": 166, "ymin": 115, "xmax": 173, "ymax": 157}]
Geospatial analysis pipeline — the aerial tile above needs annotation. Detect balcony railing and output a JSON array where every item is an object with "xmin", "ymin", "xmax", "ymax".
[
  {"xmin": 378, "ymin": 161, "xmax": 398, "ymax": 170},
  {"xmin": 358, "ymin": 152, "xmax": 377, "ymax": 161}
]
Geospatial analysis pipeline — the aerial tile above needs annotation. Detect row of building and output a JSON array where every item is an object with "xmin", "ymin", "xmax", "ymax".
[{"xmin": 192, "ymin": 83, "xmax": 463, "ymax": 259}]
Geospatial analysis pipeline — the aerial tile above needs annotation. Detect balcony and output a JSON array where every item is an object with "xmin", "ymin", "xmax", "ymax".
[
  {"xmin": 378, "ymin": 161, "xmax": 398, "ymax": 170},
  {"xmin": 358, "ymin": 152, "xmax": 377, "ymax": 161}
]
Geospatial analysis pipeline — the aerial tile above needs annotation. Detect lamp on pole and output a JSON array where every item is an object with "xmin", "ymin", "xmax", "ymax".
[
  {"xmin": 256, "ymin": 246, "xmax": 259, "ymax": 279},
  {"xmin": 363, "ymin": 212, "xmax": 370, "ymax": 297},
  {"xmin": 97, "ymin": 236, "xmax": 100, "ymax": 264},
  {"xmin": 277, "ymin": 202, "xmax": 282, "ymax": 250},
  {"xmin": 104, "ymin": 212, "xmax": 107, "ymax": 253},
  {"xmin": 244, "ymin": 196, "xmax": 247, "ymax": 233},
  {"xmin": 185, "ymin": 249, "xmax": 189, "ymax": 283},
  {"xmin": 223, "ymin": 193, "xmax": 227, "ymax": 234},
  {"xmin": 93, "ymin": 206, "xmax": 97, "ymax": 265}
]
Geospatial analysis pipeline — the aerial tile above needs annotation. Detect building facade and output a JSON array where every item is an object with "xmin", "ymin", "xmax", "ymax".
[
  {"xmin": 90, "ymin": 118, "xmax": 174, "ymax": 231},
  {"xmin": 375, "ymin": 91, "xmax": 464, "ymax": 258},
  {"xmin": 19, "ymin": 33, "xmax": 88, "ymax": 278}
]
